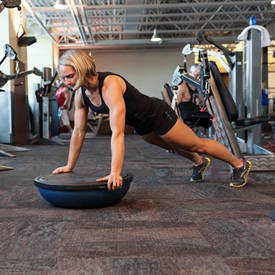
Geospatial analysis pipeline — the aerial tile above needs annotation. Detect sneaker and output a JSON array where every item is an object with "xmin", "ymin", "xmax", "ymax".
[
  {"xmin": 230, "ymin": 160, "xmax": 252, "ymax": 188},
  {"xmin": 190, "ymin": 157, "xmax": 211, "ymax": 182}
]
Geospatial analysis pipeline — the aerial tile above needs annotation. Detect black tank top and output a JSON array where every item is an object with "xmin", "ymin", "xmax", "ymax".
[
  {"xmin": 186, "ymin": 83, "xmax": 199, "ymax": 103},
  {"xmin": 81, "ymin": 72, "xmax": 154, "ymax": 128}
]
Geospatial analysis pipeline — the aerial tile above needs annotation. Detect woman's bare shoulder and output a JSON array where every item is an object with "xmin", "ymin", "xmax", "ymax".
[{"xmin": 74, "ymin": 88, "xmax": 86, "ymax": 109}]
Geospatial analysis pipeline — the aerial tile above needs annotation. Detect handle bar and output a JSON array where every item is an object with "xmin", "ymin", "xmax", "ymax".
[{"xmin": 196, "ymin": 31, "xmax": 234, "ymax": 70}]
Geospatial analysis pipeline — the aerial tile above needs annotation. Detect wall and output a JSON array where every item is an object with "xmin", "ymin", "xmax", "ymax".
[
  {"xmin": 9, "ymin": 8, "xmax": 27, "ymax": 75},
  {"xmin": 0, "ymin": 7, "xmax": 29, "ymax": 144},
  {"xmin": 0, "ymin": 9, "xmax": 12, "ymax": 91},
  {"xmin": 27, "ymin": 36, "xmax": 54, "ymax": 107},
  {"xmin": 91, "ymin": 47, "xmax": 194, "ymax": 98}
]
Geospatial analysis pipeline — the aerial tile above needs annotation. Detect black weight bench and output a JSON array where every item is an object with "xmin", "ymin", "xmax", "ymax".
[
  {"xmin": 208, "ymin": 61, "xmax": 269, "ymax": 155},
  {"xmin": 210, "ymin": 61, "xmax": 269, "ymax": 127}
]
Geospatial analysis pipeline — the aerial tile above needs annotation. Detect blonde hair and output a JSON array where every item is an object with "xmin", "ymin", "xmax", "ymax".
[{"xmin": 58, "ymin": 50, "xmax": 97, "ymax": 88}]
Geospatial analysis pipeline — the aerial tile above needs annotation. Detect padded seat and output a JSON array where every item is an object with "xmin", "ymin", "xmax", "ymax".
[
  {"xmin": 234, "ymin": 118, "xmax": 261, "ymax": 127},
  {"xmin": 234, "ymin": 117, "xmax": 269, "ymax": 127}
]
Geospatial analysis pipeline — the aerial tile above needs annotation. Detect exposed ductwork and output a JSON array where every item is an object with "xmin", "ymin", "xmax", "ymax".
[{"xmin": 21, "ymin": 0, "xmax": 275, "ymax": 48}]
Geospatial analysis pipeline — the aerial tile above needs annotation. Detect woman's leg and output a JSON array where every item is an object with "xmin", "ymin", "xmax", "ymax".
[
  {"xmin": 141, "ymin": 131, "xmax": 204, "ymax": 165},
  {"xmin": 141, "ymin": 130, "xmax": 211, "ymax": 182},
  {"xmin": 161, "ymin": 119, "xmax": 242, "ymax": 168}
]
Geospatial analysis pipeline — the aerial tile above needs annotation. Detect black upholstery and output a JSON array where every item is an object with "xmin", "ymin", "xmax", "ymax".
[
  {"xmin": 209, "ymin": 61, "xmax": 269, "ymax": 127},
  {"xmin": 163, "ymin": 83, "xmax": 174, "ymax": 103},
  {"xmin": 234, "ymin": 116, "xmax": 269, "ymax": 127},
  {"xmin": 209, "ymin": 61, "xmax": 238, "ymax": 122}
]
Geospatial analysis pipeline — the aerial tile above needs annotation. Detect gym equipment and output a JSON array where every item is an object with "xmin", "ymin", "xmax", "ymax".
[
  {"xmin": 0, "ymin": 44, "xmax": 41, "ymax": 90},
  {"xmin": 0, "ymin": 67, "xmax": 42, "ymax": 89},
  {"xmin": 18, "ymin": 36, "xmax": 37, "ymax": 47},
  {"xmin": 16, "ymin": 23, "xmax": 37, "ymax": 47},
  {"xmin": 0, "ymin": 44, "xmax": 42, "ymax": 170},
  {"xmin": 201, "ymin": 30, "xmax": 270, "ymax": 155},
  {"xmin": 161, "ymin": 83, "xmax": 173, "ymax": 106},
  {"xmin": 172, "ymin": 46, "xmax": 213, "ymax": 126},
  {"xmin": 34, "ymin": 172, "xmax": 133, "ymax": 209},
  {"xmin": 86, "ymin": 112, "xmax": 110, "ymax": 137},
  {"xmin": 0, "ymin": 44, "xmax": 17, "ymax": 66},
  {"xmin": 179, "ymin": 30, "xmax": 272, "ymax": 156},
  {"xmin": 178, "ymin": 38, "xmax": 274, "ymax": 171},
  {"xmin": 195, "ymin": 31, "xmax": 244, "ymax": 118},
  {"xmin": 30, "ymin": 68, "xmax": 65, "ymax": 144},
  {"xmin": 0, "ymin": 0, "xmax": 21, "ymax": 13}
]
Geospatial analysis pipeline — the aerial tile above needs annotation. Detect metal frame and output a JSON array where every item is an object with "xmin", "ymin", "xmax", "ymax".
[
  {"xmin": 229, "ymin": 51, "xmax": 244, "ymax": 118},
  {"xmin": 19, "ymin": 0, "xmax": 275, "ymax": 48},
  {"xmin": 244, "ymin": 28, "xmax": 262, "ymax": 153}
]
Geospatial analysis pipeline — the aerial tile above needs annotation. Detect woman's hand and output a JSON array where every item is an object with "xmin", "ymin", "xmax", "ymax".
[
  {"xmin": 52, "ymin": 165, "xmax": 72, "ymax": 174},
  {"xmin": 96, "ymin": 174, "xmax": 123, "ymax": 191}
]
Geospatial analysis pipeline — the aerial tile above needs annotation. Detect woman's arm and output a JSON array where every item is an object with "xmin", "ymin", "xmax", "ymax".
[
  {"xmin": 97, "ymin": 75, "xmax": 126, "ymax": 190},
  {"xmin": 52, "ymin": 89, "xmax": 88, "ymax": 174}
]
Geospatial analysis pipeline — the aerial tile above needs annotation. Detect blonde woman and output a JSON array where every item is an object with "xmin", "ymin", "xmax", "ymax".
[{"xmin": 53, "ymin": 50, "xmax": 251, "ymax": 190}]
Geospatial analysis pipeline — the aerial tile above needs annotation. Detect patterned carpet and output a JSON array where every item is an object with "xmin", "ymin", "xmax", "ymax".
[{"xmin": 0, "ymin": 135, "xmax": 275, "ymax": 274}]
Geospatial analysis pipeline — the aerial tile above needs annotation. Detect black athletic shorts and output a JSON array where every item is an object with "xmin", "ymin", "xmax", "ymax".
[{"xmin": 133, "ymin": 98, "xmax": 178, "ymax": 136}]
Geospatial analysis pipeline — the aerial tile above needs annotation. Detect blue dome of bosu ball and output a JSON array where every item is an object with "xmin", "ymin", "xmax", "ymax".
[{"xmin": 34, "ymin": 172, "xmax": 133, "ymax": 209}]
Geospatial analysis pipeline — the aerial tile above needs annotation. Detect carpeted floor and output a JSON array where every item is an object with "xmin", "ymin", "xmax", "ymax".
[{"xmin": 0, "ymin": 135, "xmax": 275, "ymax": 275}]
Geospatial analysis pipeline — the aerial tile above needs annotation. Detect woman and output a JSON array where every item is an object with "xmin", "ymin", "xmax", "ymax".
[{"xmin": 53, "ymin": 50, "xmax": 251, "ymax": 190}]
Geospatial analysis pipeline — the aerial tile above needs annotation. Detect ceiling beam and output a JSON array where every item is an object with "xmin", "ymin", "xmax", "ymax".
[
  {"xmin": 52, "ymin": 26, "xmax": 247, "ymax": 37},
  {"xmin": 46, "ymin": 18, "xmax": 270, "ymax": 28},
  {"xmin": 58, "ymin": 36, "xmax": 240, "ymax": 50},
  {"xmin": 21, "ymin": 0, "xmax": 57, "ymax": 43},
  {"xmin": 32, "ymin": 1, "xmax": 272, "ymax": 12},
  {"xmin": 28, "ymin": 9, "xmax": 274, "ymax": 20},
  {"xmin": 65, "ymin": 0, "xmax": 88, "ymax": 44},
  {"xmin": 79, "ymin": 0, "xmax": 93, "ymax": 41}
]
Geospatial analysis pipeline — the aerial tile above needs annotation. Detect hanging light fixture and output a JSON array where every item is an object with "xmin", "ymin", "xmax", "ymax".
[
  {"xmin": 271, "ymin": 0, "xmax": 275, "ymax": 4},
  {"xmin": 54, "ymin": 0, "xmax": 67, "ymax": 9},
  {"xmin": 151, "ymin": 28, "xmax": 162, "ymax": 42}
]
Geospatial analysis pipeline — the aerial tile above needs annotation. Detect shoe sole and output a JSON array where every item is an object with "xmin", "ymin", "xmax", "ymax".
[
  {"xmin": 190, "ymin": 157, "xmax": 211, "ymax": 182},
  {"xmin": 229, "ymin": 160, "xmax": 252, "ymax": 188}
]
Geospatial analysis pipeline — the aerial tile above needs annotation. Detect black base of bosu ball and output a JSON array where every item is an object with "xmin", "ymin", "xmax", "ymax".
[{"xmin": 34, "ymin": 172, "xmax": 133, "ymax": 209}]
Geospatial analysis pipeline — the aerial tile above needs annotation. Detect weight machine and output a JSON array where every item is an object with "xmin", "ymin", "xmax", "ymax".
[
  {"xmin": 173, "ymin": 30, "xmax": 272, "ymax": 157},
  {"xmin": 30, "ymin": 68, "xmax": 70, "ymax": 145},
  {"xmin": 198, "ymin": 30, "xmax": 270, "ymax": 155},
  {"xmin": 173, "ymin": 44, "xmax": 242, "ymax": 158},
  {"xmin": 172, "ymin": 33, "xmax": 273, "ymax": 164}
]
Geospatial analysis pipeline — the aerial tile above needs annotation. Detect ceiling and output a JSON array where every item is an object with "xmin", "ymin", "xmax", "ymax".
[{"xmin": 22, "ymin": 0, "xmax": 275, "ymax": 49}]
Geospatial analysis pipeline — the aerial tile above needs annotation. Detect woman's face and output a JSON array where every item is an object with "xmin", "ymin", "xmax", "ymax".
[{"xmin": 59, "ymin": 65, "xmax": 78, "ymax": 90}]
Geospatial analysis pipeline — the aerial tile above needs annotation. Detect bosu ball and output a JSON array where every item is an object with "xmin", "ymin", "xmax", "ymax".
[{"xmin": 34, "ymin": 172, "xmax": 133, "ymax": 209}]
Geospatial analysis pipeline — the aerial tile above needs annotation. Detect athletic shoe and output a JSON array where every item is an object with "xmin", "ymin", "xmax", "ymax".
[
  {"xmin": 230, "ymin": 160, "xmax": 252, "ymax": 188},
  {"xmin": 190, "ymin": 157, "xmax": 211, "ymax": 182}
]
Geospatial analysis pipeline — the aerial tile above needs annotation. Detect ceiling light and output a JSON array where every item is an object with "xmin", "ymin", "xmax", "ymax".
[
  {"xmin": 271, "ymin": 0, "xmax": 275, "ymax": 4},
  {"xmin": 54, "ymin": 0, "xmax": 67, "ymax": 9},
  {"xmin": 151, "ymin": 28, "xmax": 162, "ymax": 43}
]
